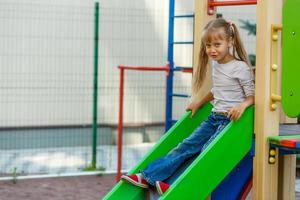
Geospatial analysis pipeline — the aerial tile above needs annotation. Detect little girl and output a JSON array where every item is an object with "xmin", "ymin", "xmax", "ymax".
[{"xmin": 121, "ymin": 18, "xmax": 255, "ymax": 196}]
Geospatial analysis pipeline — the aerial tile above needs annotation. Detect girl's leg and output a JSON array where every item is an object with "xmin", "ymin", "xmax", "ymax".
[
  {"xmin": 201, "ymin": 115, "xmax": 230, "ymax": 152},
  {"xmin": 141, "ymin": 115, "xmax": 217, "ymax": 185}
]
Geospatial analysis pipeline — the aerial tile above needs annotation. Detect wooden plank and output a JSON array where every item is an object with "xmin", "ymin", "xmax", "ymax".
[
  {"xmin": 280, "ymin": 139, "xmax": 298, "ymax": 148},
  {"xmin": 296, "ymin": 141, "xmax": 300, "ymax": 149},
  {"xmin": 192, "ymin": 0, "xmax": 214, "ymax": 99},
  {"xmin": 268, "ymin": 135, "xmax": 300, "ymax": 148},
  {"xmin": 269, "ymin": 135, "xmax": 300, "ymax": 141},
  {"xmin": 253, "ymin": 0, "xmax": 282, "ymax": 199},
  {"xmin": 278, "ymin": 155, "xmax": 296, "ymax": 200}
]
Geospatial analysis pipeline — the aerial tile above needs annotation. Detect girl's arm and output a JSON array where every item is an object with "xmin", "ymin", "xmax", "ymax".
[
  {"xmin": 227, "ymin": 95, "xmax": 254, "ymax": 121},
  {"xmin": 186, "ymin": 91, "xmax": 214, "ymax": 117},
  {"xmin": 229, "ymin": 63, "xmax": 255, "ymax": 121}
]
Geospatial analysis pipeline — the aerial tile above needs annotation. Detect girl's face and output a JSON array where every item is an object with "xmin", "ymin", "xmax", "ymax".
[{"xmin": 203, "ymin": 29, "xmax": 233, "ymax": 64}]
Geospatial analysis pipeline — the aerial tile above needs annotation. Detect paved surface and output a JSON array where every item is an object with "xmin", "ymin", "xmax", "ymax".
[
  {"xmin": 0, "ymin": 174, "xmax": 299, "ymax": 200},
  {"xmin": 0, "ymin": 174, "xmax": 115, "ymax": 200}
]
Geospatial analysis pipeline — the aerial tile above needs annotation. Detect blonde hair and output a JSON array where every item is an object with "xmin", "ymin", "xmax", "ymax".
[{"xmin": 193, "ymin": 18, "xmax": 251, "ymax": 91}]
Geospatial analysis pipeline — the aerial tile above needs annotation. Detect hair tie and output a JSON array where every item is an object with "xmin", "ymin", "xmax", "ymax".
[{"xmin": 228, "ymin": 21, "xmax": 235, "ymax": 34}]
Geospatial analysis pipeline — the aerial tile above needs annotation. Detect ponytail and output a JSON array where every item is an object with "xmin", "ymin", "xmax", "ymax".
[
  {"xmin": 230, "ymin": 23, "xmax": 251, "ymax": 67},
  {"xmin": 193, "ymin": 41, "xmax": 209, "ymax": 92}
]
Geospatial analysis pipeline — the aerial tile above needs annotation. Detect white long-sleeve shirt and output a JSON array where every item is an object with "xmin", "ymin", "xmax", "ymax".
[{"xmin": 211, "ymin": 59, "xmax": 255, "ymax": 113}]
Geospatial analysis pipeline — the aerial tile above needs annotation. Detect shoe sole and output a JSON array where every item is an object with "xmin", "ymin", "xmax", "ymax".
[
  {"xmin": 155, "ymin": 181, "xmax": 164, "ymax": 196},
  {"xmin": 121, "ymin": 175, "xmax": 149, "ymax": 188}
]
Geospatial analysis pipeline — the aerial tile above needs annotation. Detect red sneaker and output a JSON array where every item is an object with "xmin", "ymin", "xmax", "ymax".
[
  {"xmin": 155, "ymin": 181, "xmax": 170, "ymax": 195},
  {"xmin": 121, "ymin": 174, "xmax": 149, "ymax": 188}
]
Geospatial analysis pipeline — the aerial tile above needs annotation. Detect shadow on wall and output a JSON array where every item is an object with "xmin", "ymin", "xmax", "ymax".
[{"xmin": 99, "ymin": 0, "xmax": 192, "ymax": 126}]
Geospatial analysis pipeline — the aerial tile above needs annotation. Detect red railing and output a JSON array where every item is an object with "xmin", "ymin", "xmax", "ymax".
[
  {"xmin": 239, "ymin": 178, "xmax": 253, "ymax": 200},
  {"xmin": 208, "ymin": 0, "xmax": 257, "ymax": 15},
  {"xmin": 116, "ymin": 64, "xmax": 169, "ymax": 181}
]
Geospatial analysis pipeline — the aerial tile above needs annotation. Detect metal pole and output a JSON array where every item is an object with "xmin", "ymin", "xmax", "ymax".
[
  {"xmin": 208, "ymin": 0, "xmax": 257, "ymax": 15},
  {"xmin": 116, "ymin": 67, "xmax": 125, "ymax": 181},
  {"xmin": 115, "ymin": 65, "xmax": 169, "ymax": 181},
  {"xmin": 165, "ymin": 0, "xmax": 175, "ymax": 131},
  {"xmin": 208, "ymin": 0, "xmax": 257, "ymax": 6},
  {"xmin": 92, "ymin": 2, "xmax": 99, "ymax": 169}
]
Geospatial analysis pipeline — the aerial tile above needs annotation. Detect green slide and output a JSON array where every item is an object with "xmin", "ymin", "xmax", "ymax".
[{"xmin": 103, "ymin": 104, "xmax": 254, "ymax": 200}]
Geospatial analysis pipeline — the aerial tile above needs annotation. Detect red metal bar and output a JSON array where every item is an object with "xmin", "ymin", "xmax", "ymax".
[
  {"xmin": 182, "ymin": 68, "xmax": 193, "ymax": 73},
  {"xmin": 116, "ymin": 68, "xmax": 124, "ymax": 182},
  {"xmin": 118, "ymin": 65, "xmax": 169, "ymax": 72},
  {"xmin": 239, "ymin": 177, "xmax": 253, "ymax": 200},
  {"xmin": 208, "ymin": 0, "xmax": 257, "ymax": 15},
  {"xmin": 209, "ymin": 0, "xmax": 257, "ymax": 6},
  {"xmin": 116, "ymin": 64, "xmax": 169, "ymax": 182}
]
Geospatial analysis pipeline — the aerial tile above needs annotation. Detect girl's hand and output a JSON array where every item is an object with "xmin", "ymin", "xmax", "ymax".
[
  {"xmin": 227, "ymin": 103, "xmax": 247, "ymax": 121},
  {"xmin": 186, "ymin": 101, "xmax": 202, "ymax": 117}
]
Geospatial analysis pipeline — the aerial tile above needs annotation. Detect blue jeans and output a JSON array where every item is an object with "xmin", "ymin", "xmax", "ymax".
[{"xmin": 141, "ymin": 113, "xmax": 230, "ymax": 186}]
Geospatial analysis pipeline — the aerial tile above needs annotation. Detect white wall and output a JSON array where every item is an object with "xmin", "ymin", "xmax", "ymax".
[
  {"xmin": 0, "ymin": 0, "xmax": 95, "ymax": 126},
  {"xmin": 0, "ymin": 0, "xmax": 173, "ymax": 127},
  {"xmin": 98, "ymin": 0, "xmax": 170, "ymax": 124},
  {"xmin": 0, "ymin": 0, "xmax": 256, "ymax": 127},
  {"xmin": 218, "ymin": 5, "xmax": 256, "ymax": 57}
]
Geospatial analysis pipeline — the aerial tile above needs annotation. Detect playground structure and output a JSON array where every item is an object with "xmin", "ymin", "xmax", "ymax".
[{"xmin": 104, "ymin": 0, "xmax": 300, "ymax": 199}]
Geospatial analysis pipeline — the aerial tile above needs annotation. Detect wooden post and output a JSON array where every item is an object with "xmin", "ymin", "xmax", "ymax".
[
  {"xmin": 278, "ymin": 155, "xmax": 296, "ymax": 200},
  {"xmin": 253, "ymin": 0, "xmax": 282, "ymax": 199},
  {"xmin": 192, "ymin": 0, "xmax": 215, "ymax": 99}
]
